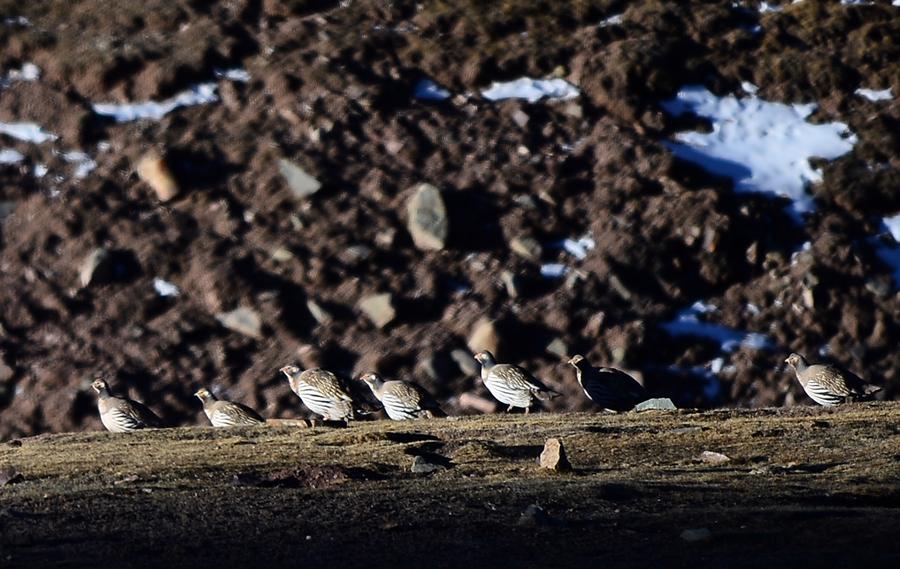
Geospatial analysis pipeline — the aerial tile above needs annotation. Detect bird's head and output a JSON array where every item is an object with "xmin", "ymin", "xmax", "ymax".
[
  {"xmin": 194, "ymin": 388, "xmax": 215, "ymax": 402},
  {"xmin": 473, "ymin": 351, "xmax": 495, "ymax": 366},
  {"xmin": 280, "ymin": 365, "xmax": 300, "ymax": 379},
  {"xmin": 567, "ymin": 354, "xmax": 586, "ymax": 369},
  {"xmin": 358, "ymin": 372, "xmax": 382, "ymax": 385},
  {"xmin": 91, "ymin": 378, "xmax": 110, "ymax": 395},
  {"xmin": 784, "ymin": 353, "xmax": 805, "ymax": 370}
]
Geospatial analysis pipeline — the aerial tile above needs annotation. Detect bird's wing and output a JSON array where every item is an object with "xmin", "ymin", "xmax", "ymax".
[
  {"xmin": 494, "ymin": 365, "xmax": 554, "ymax": 393},
  {"xmin": 385, "ymin": 381, "xmax": 425, "ymax": 407},
  {"xmin": 599, "ymin": 367, "xmax": 647, "ymax": 400},
  {"xmin": 303, "ymin": 369, "xmax": 353, "ymax": 401},
  {"xmin": 122, "ymin": 399, "xmax": 163, "ymax": 428},
  {"xmin": 216, "ymin": 401, "xmax": 264, "ymax": 424},
  {"xmin": 809, "ymin": 365, "xmax": 853, "ymax": 396}
]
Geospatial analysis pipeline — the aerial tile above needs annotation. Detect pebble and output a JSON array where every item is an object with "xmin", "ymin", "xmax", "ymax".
[
  {"xmin": 278, "ymin": 158, "xmax": 322, "ymax": 199},
  {"xmin": 406, "ymin": 183, "xmax": 448, "ymax": 251},
  {"xmin": 410, "ymin": 455, "xmax": 447, "ymax": 474},
  {"xmin": 539, "ymin": 438, "xmax": 572, "ymax": 471},
  {"xmin": 698, "ymin": 451, "xmax": 731, "ymax": 465},
  {"xmin": 215, "ymin": 307, "xmax": 263, "ymax": 340},
  {"xmin": 358, "ymin": 293, "xmax": 396, "ymax": 328},
  {"xmin": 136, "ymin": 153, "xmax": 179, "ymax": 202},
  {"xmin": 635, "ymin": 398, "xmax": 677, "ymax": 412}
]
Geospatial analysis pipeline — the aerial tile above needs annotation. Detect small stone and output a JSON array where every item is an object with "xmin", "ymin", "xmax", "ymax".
[
  {"xmin": 698, "ymin": 451, "xmax": 731, "ymax": 465},
  {"xmin": 801, "ymin": 287, "xmax": 815, "ymax": 309},
  {"xmin": 339, "ymin": 245, "xmax": 372, "ymax": 265},
  {"xmin": 680, "ymin": 528, "xmax": 712, "ymax": 543},
  {"xmin": 500, "ymin": 270, "xmax": 522, "ymax": 298},
  {"xmin": 410, "ymin": 455, "xmax": 446, "ymax": 474},
  {"xmin": 79, "ymin": 247, "xmax": 112, "ymax": 288},
  {"xmin": 467, "ymin": 318, "xmax": 501, "ymax": 355},
  {"xmin": 563, "ymin": 102, "xmax": 583, "ymax": 119},
  {"xmin": 545, "ymin": 337, "xmax": 569, "ymax": 360},
  {"xmin": 375, "ymin": 228, "xmax": 397, "ymax": 248},
  {"xmin": 271, "ymin": 247, "xmax": 294, "ymax": 263},
  {"xmin": 509, "ymin": 235, "xmax": 543, "ymax": 261},
  {"xmin": 511, "ymin": 109, "xmax": 530, "ymax": 128},
  {"xmin": 539, "ymin": 438, "xmax": 572, "ymax": 471},
  {"xmin": 0, "ymin": 467, "xmax": 23, "ymax": 486},
  {"xmin": 215, "ymin": 307, "xmax": 263, "ymax": 340},
  {"xmin": 450, "ymin": 349, "xmax": 479, "ymax": 376},
  {"xmin": 457, "ymin": 392, "xmax": 498, "ymax": 414},
  {"xmin": 306, "ymin": 299, "xmax": 332, "ymax": 324},
  {"xmin": 517, "ymin": 504, "xmax": 551, "ymax": 527},
  {"xmin": 136, "ymin": 153, "xmax": 179, "ymax": 202},
  {"xmin": 607, "ymin": 274, "xmax": 633, "ymax": 301},
  {"xmin": 358, "ymin": 293, "xmax": 396, "ymax": 328},
  {"xmin": 278, "ymin": 158, "xmax": 322, "ymax": 199},
  {"xmin": 406, "ymin": 183, "xmax": 448, "ymax": 251},
  {"xmin": 634, "ymin": 398, "xmax": 677, "ymax": 412}
]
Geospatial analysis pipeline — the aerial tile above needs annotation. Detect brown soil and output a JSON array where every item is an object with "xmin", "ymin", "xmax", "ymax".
[
  {"xmin": 2, "ymin": 405, "xmax": 900, "ymax": 568},
  {"xmin": 1, "ymin": 0, "xmax": 899, "ymax": 439}
]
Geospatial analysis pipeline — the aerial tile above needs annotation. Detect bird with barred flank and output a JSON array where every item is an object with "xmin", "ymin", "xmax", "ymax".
[
  {"xmin": 280, "ymin": 365, "xmax": 356, "ymax": 421},
  {"xmin": 784, "ymin": 353, "xmax": 881, "ymax": 407},
  {"xmin": 358, "ymin": 372, "xmax": 445, "ymax": 420},
  {"xmin": 91, "ymin": 378, "xmax": 164, "ymax": 433},
  {"xmin": 567, "ymin": 354, "xmax": 647, "ymax": 412},
  {"xmin": 194, "ymin": 388, "xmax": 264, "ymax": 427},
  {"xmin": 473, "ymin": 350, "xmax": 560, "ymax": 413}
]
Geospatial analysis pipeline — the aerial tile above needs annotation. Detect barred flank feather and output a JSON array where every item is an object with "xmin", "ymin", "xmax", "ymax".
[
  {"xmin": 785, "ymin": 353, "xmax": 881, "ymax": 407},
  {"xmin": 283, "ymin": 367, "xmax": 356, "ymax": 421},
  {"xmin": 474, "ymin": 351, "xmax": 558, "ymax": 412},
  {"xmin": 93, "ymin": 380, "xmax": 163, "ymax": 433}
]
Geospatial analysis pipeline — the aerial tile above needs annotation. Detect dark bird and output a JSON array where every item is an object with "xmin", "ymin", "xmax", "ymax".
[
  {"xmin": 473, "ymin": 350, "xmax": 559, "ymax": 413},
  {"xmin": 91, "ymin": 378, "xmax": 163, "ymax": 433},
  {"xmin": 784, "ymin": 353, "xmax": 881, "ymax": 407},
  {"xmin": 567, "ymin": 354, "xmax": 647, "ymax": 412},
  {"xmin": 359, "ymin": 372, "xmax": 445, "ymax": 420},
  {"xmin": 280, "ymin": 365, "xmax": 356, "ymax": 421},
  {"xmin": 195, "ymin": 388, "xmax": 264, "ymax": 427}
]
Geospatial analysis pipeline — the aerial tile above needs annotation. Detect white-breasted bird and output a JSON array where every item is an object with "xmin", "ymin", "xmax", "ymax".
[
  {"xmin": 784, "ymin": 353, "xmax": 880, "ymax": 407},
  {"xmin": 91, "ymin": 378, "xmax": 163, "ymax": 433},
  {"xmin": 194, "ymin": 388, "xmax": 264, "ymax": 427},
  {"xmin": 473, "ymin": 350, "xmax": 559, "ymax": 413},
  {"xmin": 280, "ymin": 365, "xmax": 356, "ymax": 421},
  {"xmin": 358, "ymin": 372, "xmax": 445, "ymax": 420}
]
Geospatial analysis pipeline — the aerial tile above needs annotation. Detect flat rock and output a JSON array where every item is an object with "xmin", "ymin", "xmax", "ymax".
[
  {"xmin": 698, "ymin": 451, "xmax": 731, "ymax": 465},
  {"xmin": 539, "ymin": 438, "xmax": 572, "ymax": 471},
  {"xmin": 509, "ymin": 235, "xmax": 543, "ymax": 261},
  {"xmin": 406, "ymin": 183, "xmax": 448, "ymax": 251},
  {"xmin": 410, "ymin": 455, "xmax": 447, "ymax": 474},
  {"xmin": 306, "ymin": 299, "xmax": 332, "ymax": 324},
  {"xmin": 358, "ymin": 293, "xmax": 396, "ymax": 328},
  {"xmin": 278, "ymin": 158, "xmax": 322, "ymax": 199},
  {"xmin": 466, "ymin": 318, "xmax": 501, "ymax": 355},
  {"xmin": 680, "ymin": 528, "xmax": 712, "ymax": 543},
  {"xmin": 215, "ymin": 307, "xmax": 263, "ymax": 340},
  {"xmin": 136, "ymin": 153, "xmax": 179, "ymax": 202},
  {"xmin": 635, "ymin": 398, "xmax": 677, "ymax": 412}
]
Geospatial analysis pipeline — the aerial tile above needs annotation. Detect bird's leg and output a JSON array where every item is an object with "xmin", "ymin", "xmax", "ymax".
[
  {"xmin": 506, "ymin": 405, "xmax": 514, "ymax": 413},
  {"xmin": 525, "ymin": 406, "xmax": 531, "ymax": 415}
]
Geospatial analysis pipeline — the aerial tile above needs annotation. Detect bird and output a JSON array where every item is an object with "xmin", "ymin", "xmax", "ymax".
[
  {"xmin": 358, "ymin": 372, "xmax": 445, "ymax": 420},
  {"xmin": 567, "ymin": 354, "xmax": 647, "ymax": 412},
  {"xmin": 473, "ymin": 350, "xmax": 560, "ymax": 413},
  {"xmin": 91, "ymin": 378, "xmax": 163, "ymax": 433},
  {"xmin": 784, "ymin": 353, "xmax": 881, "ymax": 407},
  {"xmin": 194, "ymin": 388, "xmax": 264, "ymax": 427},
  {"xmin": 280, "ymin": 365, "xmax": 356, "ymax": 421}
]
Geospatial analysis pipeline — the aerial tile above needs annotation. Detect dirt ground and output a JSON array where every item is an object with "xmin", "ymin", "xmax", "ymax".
[
  {"xmin": 1, "ymin": 404, "xmax": 900, "ymax": 568},
  {"xmin": 0, "ymin": 1, "xmax": 899, "ymax": 438}
]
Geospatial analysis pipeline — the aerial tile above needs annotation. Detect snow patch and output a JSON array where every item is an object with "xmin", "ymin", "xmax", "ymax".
[
  {"xmin": 61, "ymin": 151, "xmax": 97, "ymax": 179},
  {"xmin": 662, "ymin": 302, "xmax": 773, "ymax": 353},
  {"xmin": 855, "ymin": 87, "xmax": 893, "ymax": 102},
  {"xmin": 661, "ymin": 85, "xmax": 856, "ymax": 216},
  {"xmin": 883, "ymin": 214, "xmax": 900, "ymax": 243},
  {"xmin": 214, "ymin": 68, "xmax": 251, "ymax": 82},
  {"xmin": 0, "ymin": 149, "xmax": 24, "ymax": 164},
  {"xmin": 93, "ymin": 83, "xmax": 219, "ymax": 123},
  {"xmin": 153, "ymin": 278, "xmax": 180, "ymax": 297},
  {"xmin": 540, "ymin": 263, "xmax": 570, "ymax": 278},
  {"xmin": 414, "ymin": 79, "xmax": 451, "ymax": 101},
  {"xmin": 0, "ymin": 122, "xmax": 57, "ymax": 143},
  {"xmin": 741, "ymin": 81, "xmax": 758, "ymax": 94},
  {"xmin": 481, "ymin": 77, "xmax": 580, "ymax": 103},
  {"xmin": 560, "ymin": 235, "xmax": 596, "ymax": 260},
  {"xmin": 599, "ymin": 14, "xmax": 623, "ymax": 27}
]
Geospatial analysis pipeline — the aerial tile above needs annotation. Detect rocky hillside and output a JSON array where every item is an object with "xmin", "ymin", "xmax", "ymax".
[{"xmin": 1, "ymin": 0, "xmax": 899, "ymax": 438}]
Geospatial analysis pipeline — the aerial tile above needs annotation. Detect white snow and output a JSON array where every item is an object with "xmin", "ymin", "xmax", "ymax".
[
  {"xmin": 841, "ymin": 0, "xmax": 873, "ymax": 5},
  {"xmin": 855, "ymin": 87, "xmax": 893, "ymax": 102},
  {"xmin": 3, "ymin": 16, "xmax": 30, "ymax": 26},
  {"xmin": 741, "ymin": 81, "xmax": 758, "ymax": 94},
  {"xmin": 883, "ymin": 214, "xmax": 900, "ymax": 242},
  {"xmin": 214, "ymin": 68, "xmax": 251, "ymax": 82},
  {"xmin": 599, "ymin": 14, "xmax": 623, "ymax": 27},
  {"xmin": 413, "ymin": 79, "xmax": 451, "ymax": 101},
  {"xmin": 61, "ymin": 151, "xmax": 97, "ymax": 179},
  {"xmin": 93, "ymin": 83, "xmax": 219, "ymax": 123},
  {"xmin": 662, "ymin": 302, "xmax": 773, "ymax": 353},
  {"xmin": 0, "ymin": 122, "xmax": 57, "ymax": 143},
  {"xmin": 481, "ymin": 77, "xmax": 580, "ymax": 103},
  {"xmin": 33, "ymin": 163, "xmax": 47, "ymax": 177},
  {"xmin": 661, "ymin": 85, "xmax": 856, "ymax": 216},
  {"xmin": 153, "ymin": 278, "xmax": 180, "ymax": 297},
  {"xmin": 0, "ymin": 149, "xmax": 24, "ymax": 164},
  {"xmin": 560, "ymin": 235, "xmax": 596, "ymax": 260},
  {"xmin": 790, "ymin": 241, "xmax": 812, "ymax": 265},
  {"xmin": 540, "ymin": 263, "xmax": 570, "ymax": 278},
  {"xmin": 759, "ymin": 2, "xmax": 782, "ymax": 13},
  {"xmin": 2, "ymin": 62, "xmax": 40, "ymax": 87}
]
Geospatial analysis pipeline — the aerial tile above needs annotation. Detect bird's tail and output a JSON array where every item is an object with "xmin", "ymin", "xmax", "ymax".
[{"xmin": 862, "ymin": 384, "xmax": 882, "ymax": 397}]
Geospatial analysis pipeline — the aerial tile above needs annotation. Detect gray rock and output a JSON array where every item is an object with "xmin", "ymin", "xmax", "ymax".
[
  {"xmin": 215, "ymin": 307, "xmax": 263, "ymax": 340},
  {"xmin": 509, "ymin": 235, "xmax": 542, "ymax": 261},
  {"xmin": 680, "ymin": 528, "xmax": 712, "ymax": 543},
  {"xmin": 539, "ymin": 438, "xmax": 572, "ymax": 472},
  {"xmin": 635, "ymin": 398, "xmax": 677, "ymax": 412},
  {"xmin": 410, "ymin": 455, "xmax": 446, "ymax": 474},
  {"xmin": 450, "ymin": 349, "xmax": 479, "ymax": 376},
  {"xmin": 406, "ymin": 183, "xmax": 448, "ymax": 251},
  {"xmin": 545, "ymin": 337, "xmax": 569, "ymax": 360},
  {"xmin": 79, "ymin": 247, "xmax": 112, "ymax": 288},
  {"xmin": 278, "ymin": 158, "xmax": 322, "ymax": 199},
  {"xmin": 271, "ymin": 247, "xmax": 294, "ymax": 263},
  {"xmin": 306, "ymin": 299, "xmax": 332, "ymax": 325},
  {"xmin": 466, "ymin": 318, "xmax": 501, "ymax": 356},
  {"xmin": 698, "ymin": 451, "xmax": 731, "ymax": 465},
  {"xmin": 511, "ymin": 109, "xmax": 530, "ymax": 128},
  {"xmin": 358, "ymin": 293, "xmax": 396, "ymax": 328}
]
